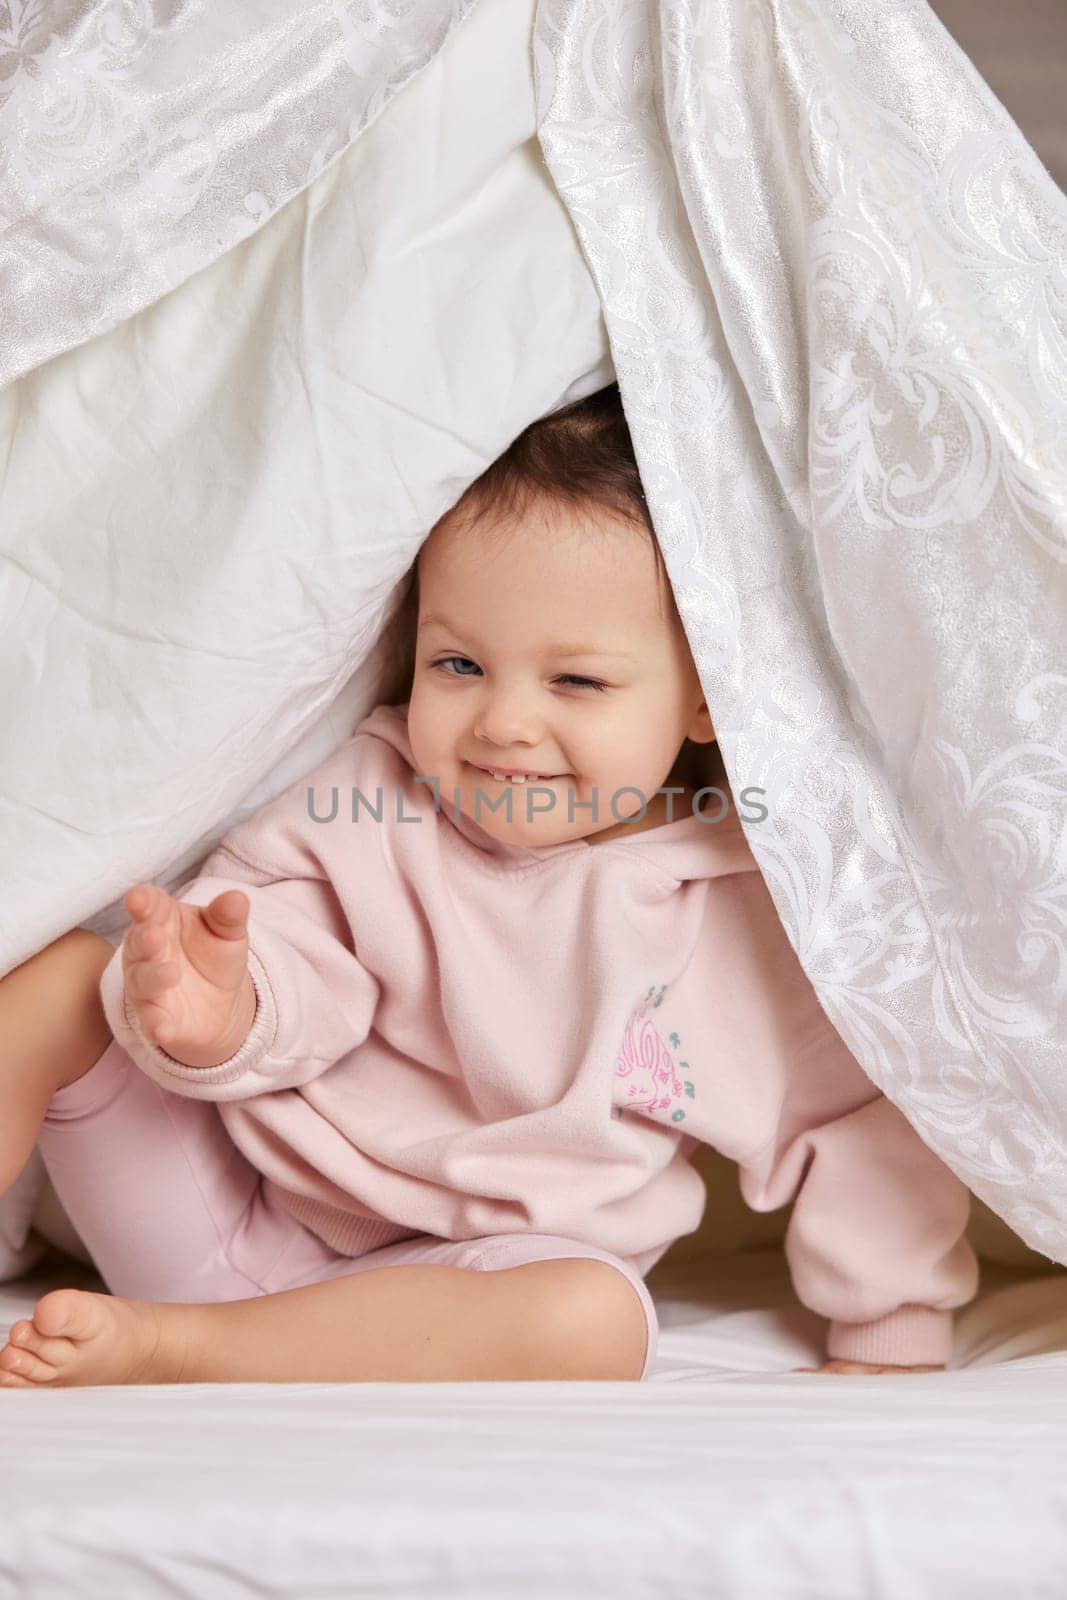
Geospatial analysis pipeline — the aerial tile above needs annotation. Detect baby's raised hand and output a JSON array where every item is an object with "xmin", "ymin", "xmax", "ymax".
[{"xmin": 121, "ymin": 884, "xmax": 257, "ymax": 1069}]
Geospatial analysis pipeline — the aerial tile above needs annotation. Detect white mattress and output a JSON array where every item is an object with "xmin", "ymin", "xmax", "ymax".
[{"xmin": 4, "ymin": 1247, "xmax": 1066, "ymax": 1597}]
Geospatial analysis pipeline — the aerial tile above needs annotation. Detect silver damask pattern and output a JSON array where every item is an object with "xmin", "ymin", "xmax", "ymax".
[
  {"xmin": 535, "ymin": 0, "xmax": 1067, "ymax": 1260},
  {"xmin": 0, "ymin": 0, "xmax": 476, "ymax": 387}
]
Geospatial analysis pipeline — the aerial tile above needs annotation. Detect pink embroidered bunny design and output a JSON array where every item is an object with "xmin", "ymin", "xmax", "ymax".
[{"xmin": 613, "ymin": 984, "xmax": 696, "ymax": 1127}]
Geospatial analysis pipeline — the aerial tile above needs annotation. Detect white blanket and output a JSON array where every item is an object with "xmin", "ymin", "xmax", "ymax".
[{"xmin": 0, "ymin": 0, "xmax": 610, "ymax": 972}]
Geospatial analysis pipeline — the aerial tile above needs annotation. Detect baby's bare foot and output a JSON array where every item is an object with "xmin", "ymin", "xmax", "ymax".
[{"xmin": 0, "ymin": 1288, "xmax": 187, "ymax": 1388}]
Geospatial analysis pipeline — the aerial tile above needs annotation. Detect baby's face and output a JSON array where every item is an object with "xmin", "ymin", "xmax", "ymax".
[{"xmin": 406, "ymin": 499, "xmax": 714, "ymax": 849}]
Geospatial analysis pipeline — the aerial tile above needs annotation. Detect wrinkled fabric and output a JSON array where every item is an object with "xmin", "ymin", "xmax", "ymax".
[
  {"xmin": 534, "ymin": 0, "xmax": 1067, "ymax": 1265},
  {"xmin": 0, "ymin": 0, "xmax": 611, "ymax": 976}
]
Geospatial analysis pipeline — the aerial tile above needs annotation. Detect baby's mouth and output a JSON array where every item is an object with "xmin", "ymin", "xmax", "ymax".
[{"xmin": 466, "ymin": 763, "xmax": 567, "ymax": 785}]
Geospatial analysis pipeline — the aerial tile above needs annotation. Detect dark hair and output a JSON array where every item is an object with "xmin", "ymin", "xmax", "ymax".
[
  {"xmin": 453, "ymin": 382, "xmax": 662, "ymax": 555},
  {"xmin": 375, "ymin": 384, "xmax": 676, "ymax": 708}
]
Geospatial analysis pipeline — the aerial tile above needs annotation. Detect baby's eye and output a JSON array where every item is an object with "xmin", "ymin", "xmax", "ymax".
[
  {"xmin": 557, "ymin": 675, "xmax": 608, "ymax": 693},
  {"xmin": 433, "ymin": 656, "xmax": 481, "ymax": 678},
  {"xmin": 431, "ymin": 659, "xmax": 607, "ymax": 693}
]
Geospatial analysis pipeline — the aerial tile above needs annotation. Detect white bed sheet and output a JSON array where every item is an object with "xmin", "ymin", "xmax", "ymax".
[{"xmin": 3, "ymin": 1247, "xmax": 1066, "ymax": 1598}]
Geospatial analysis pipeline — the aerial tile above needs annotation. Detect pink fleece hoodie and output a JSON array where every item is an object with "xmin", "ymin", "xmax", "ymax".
[{"xmin": 99, "ymin": 701, "xmax": 979, "ymax": 1365}]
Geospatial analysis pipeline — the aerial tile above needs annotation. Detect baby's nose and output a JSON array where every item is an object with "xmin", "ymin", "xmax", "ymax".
[{"xmin": 474, "ymin": 698, "xmax": 544, "ymax": 747}]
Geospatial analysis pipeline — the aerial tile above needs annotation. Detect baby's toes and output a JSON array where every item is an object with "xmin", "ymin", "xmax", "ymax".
[
  {"xmin": 0, "ymin": 1338, "xmax": 59, "ymax": 1385},
  {"xmin": 8, "ymin": 1313, "xmax": 77, "ymax": 1370}
]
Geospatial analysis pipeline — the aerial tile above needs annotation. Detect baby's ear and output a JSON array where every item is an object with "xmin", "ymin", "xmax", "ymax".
[{"xmin": 687, "ymin": 701, "xmax": 716, "ymax": 745}]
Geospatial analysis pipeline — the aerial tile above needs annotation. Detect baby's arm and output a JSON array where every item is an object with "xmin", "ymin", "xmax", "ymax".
[
  {"xmin": 100, "ymin": 858, "xmax": 381, "ymax": 1101},
  {"xmin": 737, "ymin": 1038, "xmax": 980, "ymax": 1372}
]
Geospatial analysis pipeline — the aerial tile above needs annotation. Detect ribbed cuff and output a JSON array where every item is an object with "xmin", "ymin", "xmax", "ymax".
[{"xmin": 826, "ymin": 1304, "xmax": 954, "ymax": 1366}]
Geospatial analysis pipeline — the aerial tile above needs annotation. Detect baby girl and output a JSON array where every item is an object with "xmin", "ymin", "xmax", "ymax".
[{"xmin": 0, "ymin": 383, "xmax": 979, "ymax": 1388}]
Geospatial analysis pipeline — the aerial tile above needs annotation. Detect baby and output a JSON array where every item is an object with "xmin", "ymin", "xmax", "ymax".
[{"xmin": 0, "ymin": 384, "xmax": 979, "ymax": 1388}]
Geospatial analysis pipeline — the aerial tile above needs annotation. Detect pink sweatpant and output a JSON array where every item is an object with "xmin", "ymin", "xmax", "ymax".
[{"xmin": 36, "ymin": 1040, "xmax": 659, "ymax": 1381}]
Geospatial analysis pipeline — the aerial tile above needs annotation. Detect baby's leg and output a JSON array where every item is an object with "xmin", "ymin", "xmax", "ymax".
[
  {"xmin": 1, "ymin": 929, "xmax": 115, "ymax": 1197},
  {"xmin": 0, "ymin": 1252, "xmax": 649, "ymax": 1387},
  {"xmin": 31, "ymin": 1034, "xmax": 301, "ymax": 1304},
  {"xmin": 0, "ymin": 952, "xmax": 652, "ymax": 1387}
]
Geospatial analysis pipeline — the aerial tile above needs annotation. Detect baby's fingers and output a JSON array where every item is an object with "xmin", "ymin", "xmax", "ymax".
[
  {"xmin": 123, "ymin": 888, "xmax": 180, "ymax": 967},
  {"xmin": 200, "ymin": 890, "xmax": 250, "ymax": 942},
  {"xmin": 124, "ymin": 955, "xmax": 181, "ymax": 1004},
  {"xmin": 125, "ymin": 916, "xmax": 167, "ymax": 966},
  {"xmin": 124, "ymin": 884, "xmax": 172, "ymax": 926}
]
